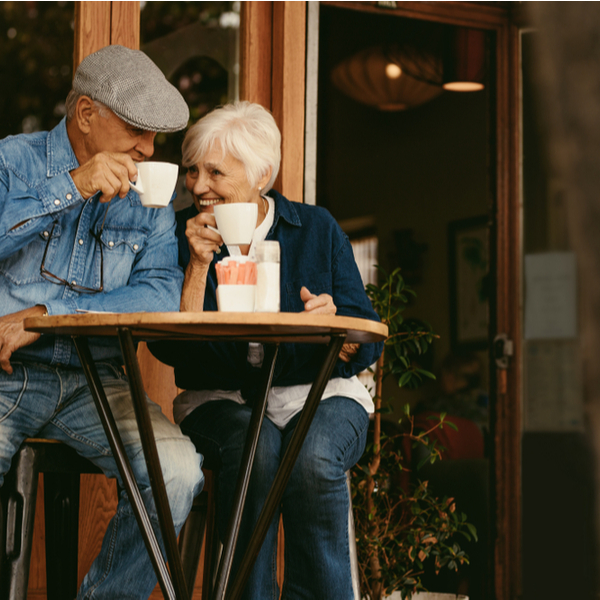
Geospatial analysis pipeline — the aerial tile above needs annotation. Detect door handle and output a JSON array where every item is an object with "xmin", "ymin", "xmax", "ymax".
[{"xmin": 494, "ymin": 333, "xmax": 514, "ymax": 369}]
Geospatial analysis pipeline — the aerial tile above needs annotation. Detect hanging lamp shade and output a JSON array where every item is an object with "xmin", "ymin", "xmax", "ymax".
[
  {"xmin": 331, "ymin": 45, "xmax": 443, "ymax": 111},
  {"xmin": 443, "ymin": 27, "xmax": 486, "ymax": 92}
]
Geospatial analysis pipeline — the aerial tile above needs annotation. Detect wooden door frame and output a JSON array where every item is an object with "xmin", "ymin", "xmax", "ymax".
[
  {"xmin": 240, "ymin": 2, "xmax": 307, "ymax": 202},
  {"xmin": 318, "ymin": 2, "xmax": 522, "ymax": 599}
]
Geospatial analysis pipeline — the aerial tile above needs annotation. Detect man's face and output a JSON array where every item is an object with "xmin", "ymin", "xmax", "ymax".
[{"xmin": 87, "ymin": 106, "xmax": 157, "ymax": 162}]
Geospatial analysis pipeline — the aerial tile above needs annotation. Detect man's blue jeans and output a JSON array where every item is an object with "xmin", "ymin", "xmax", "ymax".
[
  {"xmin": 0, "ymin": 360, "xmax": 203, "ymax": 600},
  {"xmin": 180, "ymin": 395, "xmax": 369, "ymax": 600}
]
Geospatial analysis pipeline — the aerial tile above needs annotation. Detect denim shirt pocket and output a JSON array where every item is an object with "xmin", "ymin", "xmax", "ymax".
[
  {"xmin": 0, "ymin": 225, "xmax": 61, "ymax": 285},
  {"xmin": 99, "ymin": 226, "xmax": 148, "ymax": 292},
  {"xmin": 284, "ymin": 271, "xmax": 332, "ymax": 312}
]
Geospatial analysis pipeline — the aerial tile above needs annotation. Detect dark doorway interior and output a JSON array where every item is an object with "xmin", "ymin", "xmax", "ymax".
[{"xmin": 316, "ymin": 5, "xmax": 493, "ymax": 599}]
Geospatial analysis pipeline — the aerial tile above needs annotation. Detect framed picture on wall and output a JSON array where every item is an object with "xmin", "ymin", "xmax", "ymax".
[{"xmin": 448, "ymin": 216, "xmax": 490, "ymax": 350}]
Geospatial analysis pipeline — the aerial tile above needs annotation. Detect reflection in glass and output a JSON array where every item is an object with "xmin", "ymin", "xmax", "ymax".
[
  {"xmin": 0, "ymin": 2, "xmax": 75, "ymax": 138},
  {"xmin": 140, "ymin": 0, "xmax": 240, "ymax": 194}
]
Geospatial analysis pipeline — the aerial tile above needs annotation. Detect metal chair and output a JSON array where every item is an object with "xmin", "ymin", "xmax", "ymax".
[
  {"xmin": 0, "ymin": 439, "xmax": 103, "ymax": 600},
  {"xmin": 0, "ymin": 437, "xmax": 219, "ymax": 600}
]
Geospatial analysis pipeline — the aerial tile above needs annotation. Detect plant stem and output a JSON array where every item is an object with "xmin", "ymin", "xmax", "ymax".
[{"xmin": 366, "ymin": 351, "xmax": 385, "ymax": 599}]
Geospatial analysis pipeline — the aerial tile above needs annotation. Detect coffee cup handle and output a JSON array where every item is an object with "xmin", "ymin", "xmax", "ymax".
[
  {"xmin": 129, "ymin": 179, "xmax": 144, "ymax": 194},
  {"xmin": 205, "ymin": 224, "xmax": 229, "ymax": 255}
]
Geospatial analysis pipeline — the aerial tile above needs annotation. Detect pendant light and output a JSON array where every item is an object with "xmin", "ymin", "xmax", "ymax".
[
  {"xmin": 442, "ymin": 27, "xmax": 486, "ymax": 92},
  {"xmin": 331, "ymin": 44, "xmax": 443, "ymax": 112}
]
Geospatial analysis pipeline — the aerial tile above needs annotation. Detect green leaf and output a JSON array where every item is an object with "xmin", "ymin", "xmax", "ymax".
[
  {"xmin": 397, "ymin": 372, "xmax": 412, "ymax": 387},
  {"xmin": 415, "ymin": 369, "xmax": 436, "ymax": 380},
  {"xmin": 466, "ymin": 523, "xmax": 478, "ymax": 541}
]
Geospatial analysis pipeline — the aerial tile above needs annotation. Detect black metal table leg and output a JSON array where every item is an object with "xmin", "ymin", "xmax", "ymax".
[
  {"xmin": 227, "ymin": 333, "xmax": 347, "ymax": 600},
  {"xmin": 117, "ymin": 328, "xmax": 190, "ymax": 600},
  {"xmin": 212, "ymin": 343, "xmax": 279, "ymax": 600},
  {"xmin": 73, "ymin": 335, "xmax": 178, "ymax": 600}
]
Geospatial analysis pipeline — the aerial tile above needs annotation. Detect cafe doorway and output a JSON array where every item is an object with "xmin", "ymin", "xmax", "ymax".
[{"xmin": 313, "ymin": 4, "xmax": 495, "ymax": 599}]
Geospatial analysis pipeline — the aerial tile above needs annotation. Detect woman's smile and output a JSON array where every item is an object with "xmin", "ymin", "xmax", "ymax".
[{"xmin": 196, "ymin": 197, "xmax": 222, "ymax": 207}]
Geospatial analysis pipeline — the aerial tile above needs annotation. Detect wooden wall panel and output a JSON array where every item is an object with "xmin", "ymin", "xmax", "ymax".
[
  {"xmin": 271, "ymin": 2, "xmax": 306, "ymax": 202},
  {"xmin": 136, "ymin": 342, "xmax": 179, "ymax": 424},
  {"xmin": 77, "ymin": 476, "xmax": 119, "ymax": 582}
]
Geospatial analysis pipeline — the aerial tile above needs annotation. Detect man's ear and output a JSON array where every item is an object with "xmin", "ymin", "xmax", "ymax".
[{"xmin": 74, "ymin": 96, "xmax": 95, "ymax": 134}]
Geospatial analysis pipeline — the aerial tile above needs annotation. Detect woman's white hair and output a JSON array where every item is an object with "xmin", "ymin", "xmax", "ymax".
[{"xmin": 182, "ymin": 101, "xmax": 281, "ymax": 193}]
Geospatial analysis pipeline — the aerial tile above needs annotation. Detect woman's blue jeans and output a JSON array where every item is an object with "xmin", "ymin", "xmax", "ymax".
[
  {"xmin": 180, "ymin": 395, "xmax": 369, "ymax": 600},
  {"xmin": 0, "ymin": 360, "xmax": 203, "ymax": 600}
]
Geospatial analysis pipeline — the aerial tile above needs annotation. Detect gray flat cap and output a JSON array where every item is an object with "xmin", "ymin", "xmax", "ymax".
[{"xmin": 73, "ymin": 45, "xmax": 189, "ymax": 132}]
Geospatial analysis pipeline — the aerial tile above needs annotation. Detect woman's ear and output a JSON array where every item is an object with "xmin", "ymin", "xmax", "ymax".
[
  {"xmin": 258, "ymin": 166, "xmax": 273, "ymax": 191},
  {"xmin": 74, "ymin": 96, "xmax": 95, "ymax": 134}
]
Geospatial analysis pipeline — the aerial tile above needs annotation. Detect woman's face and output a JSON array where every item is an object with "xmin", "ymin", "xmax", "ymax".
[{"xmin": 186, "ymin": 142, "xmax": 257, "ymax": 213}]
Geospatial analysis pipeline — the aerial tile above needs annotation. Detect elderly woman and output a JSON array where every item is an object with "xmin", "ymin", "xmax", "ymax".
[{"xmin": 151, "ymin": 101, "xmax": 382, "ymax": 600}]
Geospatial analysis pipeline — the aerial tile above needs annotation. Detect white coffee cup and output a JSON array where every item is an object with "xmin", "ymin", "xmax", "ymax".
[
  {"xmin": 130, "ymin": 162, "xmax": 179, "ymax": 208},
  {"xmin": 216, "ymin": 284, "xmax": 256, "ymax": 312},
  {"xmin": 212, "ymin": 203, "xmax": 258, "ymax": 246}
]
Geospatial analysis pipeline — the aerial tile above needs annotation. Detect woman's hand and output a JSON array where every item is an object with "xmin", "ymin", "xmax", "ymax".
[
  {"xmin": 181, "ymin": 212, "xmax": 222, "ymax": 312},
  {"xmin": 338, "ymin": 343, "xmax": 360, "ymax": 363},
  {"xmin": 299, "ymin": 287, "xmax": 360, "ymax": 361},
  {"xmin": 300, "ymin": 286, "xmax": 336, "ymax": 314},
  {"xmin": 185, "ymin": 211, "xmax": 223, "ymax": 268}
]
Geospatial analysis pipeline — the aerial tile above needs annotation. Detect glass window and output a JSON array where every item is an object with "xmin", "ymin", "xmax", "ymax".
[
  {"xmin": 0, "ymin": 1, "xmax": 75, "ymax": 138},
  {"xmin": 140, "ymin": 1, "xmax": 240, "ymax": 209}
]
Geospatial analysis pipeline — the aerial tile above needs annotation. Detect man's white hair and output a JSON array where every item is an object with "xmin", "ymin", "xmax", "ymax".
[
  {"xmin": 65, "ymin": 90, "xmax": 110, "ymax": 121},
  {"xmin": 182, "ymin": 101, "xmax": 281, "ymax": 193}
]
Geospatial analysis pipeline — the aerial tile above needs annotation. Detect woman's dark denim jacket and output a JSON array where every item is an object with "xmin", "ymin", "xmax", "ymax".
[{"xmin": 150, "ymin": 190, "xmax": 383, "ymax": 401}]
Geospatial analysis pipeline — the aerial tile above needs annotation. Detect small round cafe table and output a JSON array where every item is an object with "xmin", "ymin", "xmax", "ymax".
[{"xmin": 25, "ymin": 311, "xmax": 388, "ymax": 600}]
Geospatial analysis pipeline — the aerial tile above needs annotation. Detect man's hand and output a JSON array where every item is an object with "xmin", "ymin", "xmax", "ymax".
[
  {"xmin": 70, "ymin": 152, "xmax": 139, "ymax": 203},
  {"xmin": 0, "ymin": 306, "xmax": 45, "ymax": 374}
]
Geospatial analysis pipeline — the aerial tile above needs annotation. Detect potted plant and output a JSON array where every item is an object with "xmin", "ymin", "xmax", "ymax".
[{"xmin": 351, "ymin": 267, "xmax": 477, "ymax": 600}]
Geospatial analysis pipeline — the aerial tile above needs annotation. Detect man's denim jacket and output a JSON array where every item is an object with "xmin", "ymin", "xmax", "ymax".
[
  {"xmin": 0, "ymin": 118, "xmax": 183, "ymax": 367},
  {"xmin": 150, "ymin": 191, "xmax": 383, "ymax": 399}
]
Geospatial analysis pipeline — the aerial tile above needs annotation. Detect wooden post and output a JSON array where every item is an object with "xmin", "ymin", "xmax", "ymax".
[
  {"xmin": 271, "ymin": 2, "xmax": 306, "ymax": 202},
  {"xmin": 240, "ymin": 1, "xmax": 273, "ymax": 108},
  {"xmin": 73, "ymin": 1, "xmax": 111, "ymax": 68},
  {"xmin": 110, "ymin": 1, "xmax": 140, "ymax": 49},
  {"xmin": 240, "ymin": 1, "xmax": 307, "ymax": 203},
  {"xmin": 73, "ymin": 1, "xmax": 140, "ymax": 69}
]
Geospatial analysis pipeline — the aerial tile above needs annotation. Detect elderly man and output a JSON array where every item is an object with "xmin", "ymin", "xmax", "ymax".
[{"xmin": 0, "ymin": 45, "xmax": 202, "ymax": 599}]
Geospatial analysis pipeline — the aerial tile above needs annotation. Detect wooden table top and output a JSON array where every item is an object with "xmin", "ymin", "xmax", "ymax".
[{"xmin": 24, "ymin": 312, "xmax": 388, "ymax": 345}]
